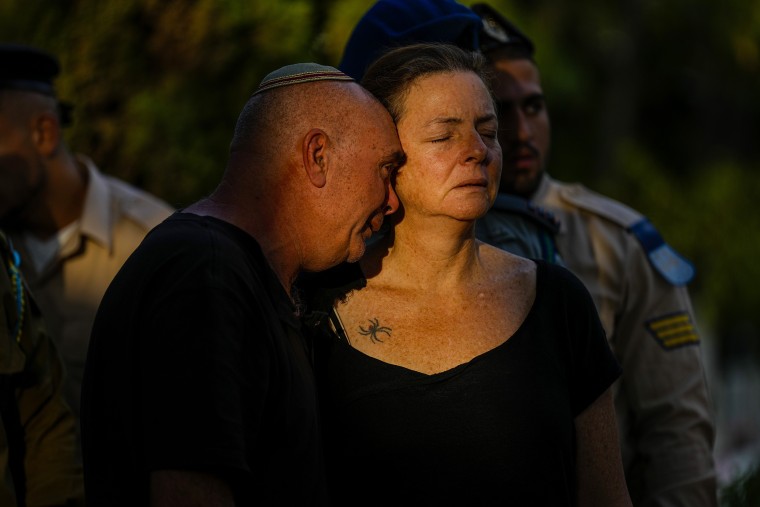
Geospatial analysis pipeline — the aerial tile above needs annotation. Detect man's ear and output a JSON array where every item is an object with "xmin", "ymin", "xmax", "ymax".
[
  {"xmin": 31, "ymin": 112, "xmax": 61, "ymax": 158},
  {"xmin": 302, "ymin": 128, "xmax": 328, "ymax": 188}
]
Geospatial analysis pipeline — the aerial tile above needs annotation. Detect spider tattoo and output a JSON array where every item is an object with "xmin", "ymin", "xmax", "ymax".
[{"xmin": 358, "ymin": 318, "xmax": 392, "ymax": 344}]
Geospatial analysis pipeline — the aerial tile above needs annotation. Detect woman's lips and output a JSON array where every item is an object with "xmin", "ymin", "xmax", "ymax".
[{"xmin": 456, "ymin": 178, "xmax": 488, "ymax": 187}]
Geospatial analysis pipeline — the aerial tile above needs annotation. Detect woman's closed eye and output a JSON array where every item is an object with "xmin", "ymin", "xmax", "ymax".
[{"xmin": 479, "ymin": 128, "xmax": 498, "ymax": 140}]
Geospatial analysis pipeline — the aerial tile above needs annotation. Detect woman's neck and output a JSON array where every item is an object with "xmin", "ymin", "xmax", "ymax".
[{"xmin": 364, "ymin": 214, "xmax": 485, "ymax": 292}]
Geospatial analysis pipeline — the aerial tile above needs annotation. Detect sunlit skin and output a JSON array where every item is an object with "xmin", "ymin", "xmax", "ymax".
[
  {"xmin": 328, "ymin": 96, "xmax": 403, "ymax": 264},
  {"xmin": 393, "ymin": 71, "xmax": 501, "ymax": 227},
  {"xmin": 487, "ymin": 54, "xmax": 551, "ymax": 198},
  {"xmin": 184, "ymin": 80, "xmax": 405, "ymax": 300},
  {"xmin": 344, "ymin": 68, "xmax": 530, "ymax": 376}
]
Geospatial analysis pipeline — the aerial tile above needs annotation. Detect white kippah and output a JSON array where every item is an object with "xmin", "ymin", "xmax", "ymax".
[{"xmin": 252, "ymin": 63, "xmax": 354, "ymax": 96}]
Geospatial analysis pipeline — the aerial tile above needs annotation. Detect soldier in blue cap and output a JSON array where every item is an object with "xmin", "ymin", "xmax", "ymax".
[
  {"xmin": 0, "ymin": 43, "xmax": 174, "ymax": 447},
  {"xmin": 339, "ymin": 1, "xmax": 717, "ymax": 505}
]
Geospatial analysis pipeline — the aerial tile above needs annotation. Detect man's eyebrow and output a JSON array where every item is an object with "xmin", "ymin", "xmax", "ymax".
[
  {"xmin": 382, "ymin": 149, "xmax": 407, "ymax": 168},
  {"xmin": 495, "ymin": 93, "xmax": 545, "ymax": 107},
  {"xmin": 476, "ymin": 113, "xmax": 498, "ymax": 125},
  {"xmin": 524, "ymin": 93, "xmax": 546, "ymax": 102}
]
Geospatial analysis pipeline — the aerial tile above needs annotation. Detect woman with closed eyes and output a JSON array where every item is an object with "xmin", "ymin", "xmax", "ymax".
[{"xmin": 304, "ymin": 43, "xmax": 632, "ymax": 507}]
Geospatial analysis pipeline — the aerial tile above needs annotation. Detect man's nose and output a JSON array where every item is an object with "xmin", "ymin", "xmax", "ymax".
[
  {"xmin": 383, "ymin": 181, "xmax": 399, "ymax": 215},
  {"xmin": 499, "ymin": 108, "xmax": 532, "ymax": 142},
  {"xmin": 516, "ymin": 110, "xmax": 533, "ymax": 142}
]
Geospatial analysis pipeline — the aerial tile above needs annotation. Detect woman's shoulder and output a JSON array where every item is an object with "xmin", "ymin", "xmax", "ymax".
[
  {"xmin": 477, "ymin": 246, "xmax": 594, "ymax": 312},
  {"xmin": 479, "ymin": 241, "xmax": 537, "ymax": 284}
]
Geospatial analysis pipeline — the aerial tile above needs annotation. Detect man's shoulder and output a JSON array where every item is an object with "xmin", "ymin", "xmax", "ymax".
[
  {"xmin": 79, "ymin": 155, "xmax": 174, "ymax": 232},
  {"xmin": 547, "ymin": 178, "xmax": 695, "ymax": 286},
  {"xmin": 548, "ymin": 179, "xmax": 643, "ymax": 229},
  {"xmin": 116, "ymin": 215, "xmax": 267, "ymax": 294},
  {"xmin": 490, "ymin": 193, "xmax": 560, "ymax": 234},
  {"xmin": 145, "ymin": 214, "xmax": 264, "ymax": 268},
  {"xmin": 104, "ymin": 176, "xmax": 174, "ymax": 230},
  {"xmin": 479, "ymin": 193, "xmax": 562, "ymax": 263}
]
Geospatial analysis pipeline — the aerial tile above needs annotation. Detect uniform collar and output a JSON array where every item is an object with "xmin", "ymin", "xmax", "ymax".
[
  {"xmin": 74, "ymin": 154, "xmax": 112, "ymax": 252},
  {"xmin": 529, "ymin": 173, "xmax": 569, "ymax": 236},
  {"xmin": 530, "ymin": 172, "xmax": 553, "ymax": 203}
]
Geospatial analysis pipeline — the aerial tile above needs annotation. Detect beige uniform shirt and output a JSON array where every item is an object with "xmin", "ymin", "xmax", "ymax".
[
  {"xmin": 531, "ymin": 175, "xmax": 717, "ymax": 506},
  {"xmin": 1, "ymin": 232, "xmax": 84, "ymax": 506},
  {"xmin": 9, "ymin": 156, "xmax": 174, "ymax": 425}
]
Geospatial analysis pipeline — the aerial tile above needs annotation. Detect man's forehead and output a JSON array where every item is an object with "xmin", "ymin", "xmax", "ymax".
[
  {"xmin": 0, "ymin": 91, "xmax": 27, "ymax": 123},
  {"xmin": 371, "ymin": 121, "xmax": 404, "ymax": 161},
  {"xmin": 361, "ymin": 99, "xmax": 397, "ymax": 130},
  {"xmin": 488, "ymin": 59, "xmax": 542, "ymax": 94},
  {"xmin": 489, "ymin": 56, "xmax": 539, "ymax": 79},
  {"xmin": 374, "ymin": 125, "xmax": 404, "ymax": 155}
]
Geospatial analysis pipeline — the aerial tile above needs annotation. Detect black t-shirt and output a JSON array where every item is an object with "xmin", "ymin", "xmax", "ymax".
[
  {"xmin": 81, "ymin": 213, "xmax": 328, "ymax": 506},
  {"xmin": 305, "ymin": 260, "xmax": 620, "ymax": 506}
]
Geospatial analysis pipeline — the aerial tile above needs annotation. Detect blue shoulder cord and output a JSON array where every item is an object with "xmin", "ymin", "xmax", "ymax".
[
  {"xmin": 5, "ymin": 239, "xmax": 25, "ymax": 344},
  {"xmin": 2, "ymin": 237, "xmax": 28, "ymax": 506}
]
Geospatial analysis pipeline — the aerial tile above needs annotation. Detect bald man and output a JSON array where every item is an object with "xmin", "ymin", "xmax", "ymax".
[{"xmin": 80, "ymin": 63, "xmax": 405, "ymax": 506}]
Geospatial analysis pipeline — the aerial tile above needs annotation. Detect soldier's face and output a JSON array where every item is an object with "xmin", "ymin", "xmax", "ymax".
[
  {"xmin": 0, "ymin": 105, "xmax": 47, "ymax": 228},
  {"xmin": 487, "ymin": 56, "xmax": 551, "ymax": 198}
]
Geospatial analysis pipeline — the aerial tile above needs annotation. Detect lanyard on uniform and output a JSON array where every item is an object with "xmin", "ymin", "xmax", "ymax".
[{"xmin": 5, "ymin": 238, "xmax": 25, "ymax": 344}]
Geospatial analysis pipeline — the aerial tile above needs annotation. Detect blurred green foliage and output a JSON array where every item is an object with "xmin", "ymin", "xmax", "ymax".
[
  {"xmin": 720, "ymin": 464, "xmax": 760, "ymax": 507},
  {"xmin": 2, "ymin": 0, "xmax": 759, "ymax": 363}
]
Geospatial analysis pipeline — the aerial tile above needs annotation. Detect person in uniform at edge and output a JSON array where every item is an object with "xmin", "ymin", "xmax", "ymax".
[
  {"xmin": 473, "ymin": 5, "xmax": 718, "ymax": 505},
  {"xmin": 1, "ymin": 230, "xmax": 84, "ymax": 506},
  {"xmin": 0, "ymin": 44, "xmax": 174, "ymax": 439},
  {"xmin": 338, "ymin": 1, "xmax": 718, "ymax": 505},
  {"xmin": 338, "ymin": 0, "xmax": 563, "ymax": 265},
  {"xmin": 80, "ymin": 63, "xmax": 405, "ymax": 506}
]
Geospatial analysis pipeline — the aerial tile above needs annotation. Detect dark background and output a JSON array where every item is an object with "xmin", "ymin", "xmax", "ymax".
[{"xmin": 3, "ymin": 0, "xmax": 759, "ymax": 500}]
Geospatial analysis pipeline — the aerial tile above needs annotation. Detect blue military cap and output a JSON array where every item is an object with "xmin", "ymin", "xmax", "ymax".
[
  {"xmin": 339, "ymin": 0, "xmax": 482, "ymax": 81},
  {"xmin": 0, "ymin": 43, "xmax": 60, "ymax": 96}
]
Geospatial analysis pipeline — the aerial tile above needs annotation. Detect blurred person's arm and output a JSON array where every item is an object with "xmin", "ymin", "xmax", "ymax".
[{"xmin": 614, "ymin": 243, "xmax": 717, "ymax": 507}]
